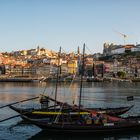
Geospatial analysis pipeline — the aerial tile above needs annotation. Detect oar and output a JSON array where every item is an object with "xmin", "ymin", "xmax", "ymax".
[
  {"xmin": 0, "ymin": 115, "xmax": 21, "ymax": 122},
  {"xmin": 0, "ymin": 96, "xmax": 39, "ymax": 109}
]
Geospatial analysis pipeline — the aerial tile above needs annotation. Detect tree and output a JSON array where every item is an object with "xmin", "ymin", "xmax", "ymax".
[{"xmin": 117, "ymin": 71, "xmax": 126, "ymax": 78}]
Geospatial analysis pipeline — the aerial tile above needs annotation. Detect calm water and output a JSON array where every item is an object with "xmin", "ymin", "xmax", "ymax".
[{"xmin": 0, "ymin": 81, "xmax": 140, "ymax": 140}]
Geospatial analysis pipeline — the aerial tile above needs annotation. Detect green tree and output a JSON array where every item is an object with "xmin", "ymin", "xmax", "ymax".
[{"xmin": 117, "ymin": 71, "xmax": 126, "ymax": 78}]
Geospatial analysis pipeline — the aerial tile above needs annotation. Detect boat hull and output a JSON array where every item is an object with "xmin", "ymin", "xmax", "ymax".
[{"xmin": 23, "ymin": 116, "xmax": 140, "ymax": 134}]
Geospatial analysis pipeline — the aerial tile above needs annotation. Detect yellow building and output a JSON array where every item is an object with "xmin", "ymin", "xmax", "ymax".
[
  {"xmin": 67, "ymin": 60, "xmax": 77, "ymax": 74},
  {"xmin": 20, "ymin": 50, "xmax": 27, "ymax": 55}
]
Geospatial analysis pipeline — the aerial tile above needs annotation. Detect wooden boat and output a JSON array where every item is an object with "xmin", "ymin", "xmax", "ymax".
[
  {"xmin": 9, "ymin": 104, "xmax": 133, "ymax": 119},
  {"xmin": 21, "ymin": 112, "xmax": 140, "ymax": 134},
  {"xmin": 9, "ymin": 90, "xmax": 133, "ymax": 118}
]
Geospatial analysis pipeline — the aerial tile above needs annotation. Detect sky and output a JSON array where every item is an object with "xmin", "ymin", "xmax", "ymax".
[{"xmin": 0, "ymin": 0, "xmax": 140, "ymax": 54}]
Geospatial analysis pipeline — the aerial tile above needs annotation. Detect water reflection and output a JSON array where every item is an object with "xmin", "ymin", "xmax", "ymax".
[
  {"xmin": 0, "ymin": 119, "xmax": 41, "ymax": 140},
  {"xmin": 29, "ymin": 131, "xmax": 140, "ymax": 140}
]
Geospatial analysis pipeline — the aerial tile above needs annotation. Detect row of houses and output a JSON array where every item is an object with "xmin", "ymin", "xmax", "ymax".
[
  {"xmin": 0, "ymin": 43, "xmax": 140, "ymax": 78},
  {"xmin": 0, "ymin": 46, "xmax": 81, "ymax": 76}
]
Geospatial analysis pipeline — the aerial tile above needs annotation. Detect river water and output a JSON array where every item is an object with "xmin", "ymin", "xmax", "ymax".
[{"xmin": 0, "ymin": 81, "xmax": 140, "ymax": 140}]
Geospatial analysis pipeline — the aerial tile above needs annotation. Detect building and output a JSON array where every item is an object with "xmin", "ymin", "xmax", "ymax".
[
  {"xmin": 67, "ymin": 60, "xmax": 78, "ymax": 74},
  {"xmin": 103, "ymin": 43, "xmax": 139, "ymax": 56}
]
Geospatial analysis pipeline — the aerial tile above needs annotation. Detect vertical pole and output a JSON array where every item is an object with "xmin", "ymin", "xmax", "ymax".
[
  {"xmin": 102, "ymin": 63, "xmax": 104, "ymax": 78},
  {"xmin": 79, "ymin": 43, "xmax": 85, "ymax": 111},
  {"xmin": 54, "ymin": 47, "xmax": 61, "ymax": 110},
  {"xmin": 94, "ymin": 58, "xmax": 96, "ymax": 78}
]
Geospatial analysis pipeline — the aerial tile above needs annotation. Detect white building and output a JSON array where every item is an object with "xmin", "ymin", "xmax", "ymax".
[{"xmin": 111, "ymin": 45, "xmax": 138, "ymax": 55}]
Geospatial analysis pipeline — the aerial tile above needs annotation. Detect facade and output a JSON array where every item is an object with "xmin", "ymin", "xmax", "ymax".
[
  {"xmin": 103, "ymin": 43, "xmax": 139, "ymax": 56},
  {"xmin": 67, "ymin": 60, "xmax": 78, "ymax": 74},
  {"xmin": 0, "ymin": 65, "xmax": 5, "ymax": 74},
  {"xmin": 36, "ymin": 65, "xmax": 52, "ymax": 76},
  {"xmin": 61, "ymin": 63, "xmax": 68, "ymax": 74}
]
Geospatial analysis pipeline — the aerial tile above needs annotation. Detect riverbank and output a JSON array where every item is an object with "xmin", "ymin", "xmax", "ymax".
[
  {"xmin": 0, "ymin": 75, "xmax": 43, "ymax": 82},
  {"xmin": 0, "ymin": 75, "xmax": 139, "ymax": 83}
]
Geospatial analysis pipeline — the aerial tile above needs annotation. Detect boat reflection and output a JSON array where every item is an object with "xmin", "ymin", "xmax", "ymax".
[{"xmin": 29, "ymin": 130, "xmax": 140, "ymax": 140}]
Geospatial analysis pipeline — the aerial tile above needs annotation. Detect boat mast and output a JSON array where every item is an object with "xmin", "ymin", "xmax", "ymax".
[
  {"xmin": 93, "ymin": 57, "xmax": 97, "ymax": 78},
  {"xmin": 54, "ymin": 47, "xmax": 61, "ymax": 110},
  {"xmin": 79, "ymin": 43, "xmax": 85, "ymax": 111}
]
